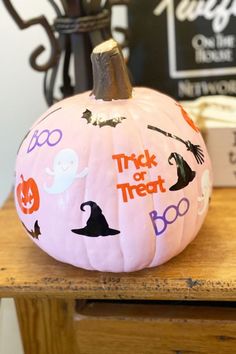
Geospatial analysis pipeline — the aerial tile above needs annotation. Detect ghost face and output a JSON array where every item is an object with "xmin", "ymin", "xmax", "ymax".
[
  {"xmin": 53, "ymin": 149, "xmax": 78, "ymax": 177},
  {"xmin": 201, "ymin": 170, "xmax": 210, "ymax": 196},
  {"xmin": 198, "ymin": 169, "xmax": 211, "ymax": 215},
  {"xmin": 44, "ymin": 148, "xmax": 88, "ymax": 194}
]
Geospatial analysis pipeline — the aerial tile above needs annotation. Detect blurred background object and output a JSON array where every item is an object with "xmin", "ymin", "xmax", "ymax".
[
  {"xmin": 3, "ymin": 0, "xmax": 130, "ymax": 106},
  {"xmin": 182, "ymin": 96, "xmax": 236, "ymax": 187},
  {"xmin": 128, "ymin": 0, "xmax": 236, "ymax": 101}
]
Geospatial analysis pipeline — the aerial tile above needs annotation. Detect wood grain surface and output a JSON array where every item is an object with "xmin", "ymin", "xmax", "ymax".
[
  {"xmin": 75, "ymin": 301, "xmax": 236, "ymax": 354},
  {"xmin": 15, "ymin": 297, "xmax": 77, "ymax": 354},
  {"xmin": 0, "ymin": 189, "xmax": 235, "ymax": 300}
]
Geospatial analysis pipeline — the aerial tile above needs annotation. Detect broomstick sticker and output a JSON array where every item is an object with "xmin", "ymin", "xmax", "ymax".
[{"xmin": 148, "ymin": 125, "xmax": 204, "ymax": 164}]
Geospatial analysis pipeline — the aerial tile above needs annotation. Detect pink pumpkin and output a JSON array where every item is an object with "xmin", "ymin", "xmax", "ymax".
[{"xmin": 15, "ymin": 40, "xmax": 212, "ymax": 272}]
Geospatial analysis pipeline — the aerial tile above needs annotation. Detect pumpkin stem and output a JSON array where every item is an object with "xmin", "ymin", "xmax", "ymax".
[{"xmin": 91, "ymin": 39, "xmax": 132, "ymax": 101}]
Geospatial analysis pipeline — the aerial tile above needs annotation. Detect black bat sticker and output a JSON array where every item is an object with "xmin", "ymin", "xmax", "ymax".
[
  {"xmin": 21, "ymin": 220, "xmax": 41, "ymax": 240},
  {"xmin": 82, "ymin": 109, "xmax": 92, "ymax": 122},
  {"xmin": 82, "ymin": 109, "xmax": 126, "ymax": 128}
]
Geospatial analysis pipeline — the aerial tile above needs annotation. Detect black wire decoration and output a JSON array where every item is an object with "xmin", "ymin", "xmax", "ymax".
[{"xmin": 3, "ymin": 0, "xmax": 130, "ymax": 106}]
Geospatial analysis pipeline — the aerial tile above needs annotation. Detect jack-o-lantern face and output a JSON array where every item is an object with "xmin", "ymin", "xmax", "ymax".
[{"xmin": 16, "ymin": 175, "xmax": 40, "ymax": 214}]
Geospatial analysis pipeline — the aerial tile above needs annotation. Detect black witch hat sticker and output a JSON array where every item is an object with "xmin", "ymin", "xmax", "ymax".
[
  {"xmin": 72, "ymin": 201, "xmax": 120, "ymax": 237},
  {"xmin": 168, "ymin": 153, "xmax": 196, "ymax": 191}
]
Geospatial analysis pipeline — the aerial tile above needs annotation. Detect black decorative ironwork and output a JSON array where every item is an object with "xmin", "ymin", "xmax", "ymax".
[
  {"xmin": 2, "ymin": 0, "xmax": 60, "ymax": 72},
  {"xmin": 3, "ymin": 0, "xmax": 130, "ymax": 106}
]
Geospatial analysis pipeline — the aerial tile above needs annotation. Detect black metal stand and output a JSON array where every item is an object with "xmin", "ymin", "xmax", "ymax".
[{"xmin": 3, "ymin": 0, "xmax": 129, "ymax": 106}]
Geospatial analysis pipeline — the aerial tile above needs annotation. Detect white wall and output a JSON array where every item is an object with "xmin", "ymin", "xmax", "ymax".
[{"xmin": 0, "ymin": 299, "xmax": 23, "ymax": 354}]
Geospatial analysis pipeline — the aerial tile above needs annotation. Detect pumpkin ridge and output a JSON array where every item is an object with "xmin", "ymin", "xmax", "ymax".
[
  {"xmin": 129, "ymin": 108, "xmax": 157, "ymax": 270},
  {"xmin": 192, "ymin": 158, "xmax": 203, "ymax": 245},
  {"xmin": 187, "ymin": 129, "xmax": 201, "ymax": 247},
  {"xmin": 111, "ymin": 127, "xmax": 125, "ymax": 272},
  {"xmin": 177, "ymin": 133, "xmax": 198, "ymax": 254},
  {"xmin": 78, "ymin": 121, "xmax": 96, "ymax": 271},
  {"xmin": 176, "ymin": 184, "xmax": 187, "ymax": 256},
  {"xmin": 147, "ymin": 106, "xmax": 184, "ymax": 267},
  {"xmin": 166, "ymin": 110, "xmax": 195, "ymax": 260}
]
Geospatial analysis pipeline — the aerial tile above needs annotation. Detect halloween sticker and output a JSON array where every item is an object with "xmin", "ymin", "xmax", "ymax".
[
  {"xmin": 16, "ymin": 175, "xmax": 40, "ymax": 214},
  {"xmin": 22, "ymin": 220, "xmax": 41, "ymax": 239},
  {"xmin": 112, "ymin": 150, "xmax": 166, "ymax": 203},
  {"xmin": 27, "ymin": 128, "xmax": 63, "ymax": 153},
  {"xmin": 149, "ymin": 197, "xmax": 190, "ymax": 236},
  {"xmin": 44, "ymin": 148, "xmax": 88, "ymax": 194},
  {"xmin": 72, "ymin": 201, "xmax": 120, "ymax": 237}
]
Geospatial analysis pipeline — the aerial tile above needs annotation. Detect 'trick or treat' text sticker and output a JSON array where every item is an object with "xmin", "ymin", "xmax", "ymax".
[{"xmin": 112, "ymin": 150, "xmax": 166, "ymax": 202}]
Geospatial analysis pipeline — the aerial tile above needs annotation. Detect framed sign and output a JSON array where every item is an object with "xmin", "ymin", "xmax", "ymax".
[{"xmin": 128, "ymin": 0, "xmax": 236, "ymax": 100}]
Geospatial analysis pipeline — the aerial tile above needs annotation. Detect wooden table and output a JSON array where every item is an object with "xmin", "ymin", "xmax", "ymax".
[{"xmin": 0, "ymin": 189, "xmax": 235, "ymax": 354}]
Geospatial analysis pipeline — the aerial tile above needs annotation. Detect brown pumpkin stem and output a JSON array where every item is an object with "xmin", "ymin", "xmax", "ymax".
[{"xmin": 91, "ymin": 39, "xmax": 132, "ymax": 101}]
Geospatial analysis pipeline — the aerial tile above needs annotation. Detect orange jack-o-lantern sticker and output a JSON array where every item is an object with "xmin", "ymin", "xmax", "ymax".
[
  {"xmin": 176, "ymin": 103, "xmax": 199, "ymax": 133},
  {"xmin": 16, "ymin": 175, "xmax": 40, "ymax": 214}
]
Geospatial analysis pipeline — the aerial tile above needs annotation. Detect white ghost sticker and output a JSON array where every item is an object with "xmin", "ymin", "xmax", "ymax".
[
  {"xmin": 198, "ymin": 169, "xmax": 212, "ymax": 215},
  {"xmin": 44, "ymin": 148, "xmax": 88, "ymax": 194}
]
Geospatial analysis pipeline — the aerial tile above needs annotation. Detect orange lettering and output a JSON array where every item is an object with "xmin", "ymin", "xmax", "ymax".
[
  {"xmin": 112, "ymin": 150, "xmax": 158, "ymax": 173},
  {"xmin": 146, "ymin": 180, "xmax": 158, "ymax": 194},
  {"xmin": 157, "ymin": 175, "xmax": 166, "ymax": 192},
  {"xmin": 136, "ymin": 183, "xmax": 146, "ymax": 197},
  {"xmin": 117, "ymin": 183, "xmax": 135, "ymax": 203},
  {"xmin": 117, "ymin": 176, "xmax": 166, "ymax": 202},
  {"xmin": 112, "ymin": 154, "xmax": 125, "ymax": 173}
]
